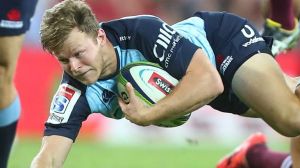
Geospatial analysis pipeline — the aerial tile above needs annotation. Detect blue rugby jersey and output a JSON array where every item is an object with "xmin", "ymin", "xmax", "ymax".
[{"xmin": 44, "ymin": 15, "xmax": 215, "ymax": 141}]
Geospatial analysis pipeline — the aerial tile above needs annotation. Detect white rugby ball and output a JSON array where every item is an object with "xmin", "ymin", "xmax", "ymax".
[{"xmin": 117, "ymin": 61, "xmax": 191, "ymax": 127}]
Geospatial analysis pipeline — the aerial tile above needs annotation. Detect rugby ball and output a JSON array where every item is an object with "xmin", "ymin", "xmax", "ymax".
[{"xmin": 117, "ymin": 61, "xmax": 191, "ymax": 127}]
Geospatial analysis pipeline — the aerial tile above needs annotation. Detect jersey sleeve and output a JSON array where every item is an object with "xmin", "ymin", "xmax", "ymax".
[
  {"xmin": 134, "ymin": 16, "xmax": 200, "ymax": 79},
  {"xmin": 44, "ymin": 73, "xmax": 91, "ymax": 142}
]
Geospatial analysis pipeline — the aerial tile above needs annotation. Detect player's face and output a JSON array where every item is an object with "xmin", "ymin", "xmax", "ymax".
[{"xmin": 55, "ymin": 28, "xmax": 103, "ymax": 85}]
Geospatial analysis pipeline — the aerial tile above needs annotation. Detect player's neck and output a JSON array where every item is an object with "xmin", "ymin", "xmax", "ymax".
[{"xmin": 99, "ymin": 42, "xmax": 118, "ymax": 79}]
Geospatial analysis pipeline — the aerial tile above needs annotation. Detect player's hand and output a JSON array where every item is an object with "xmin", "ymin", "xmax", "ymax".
[{"xmin": 118, "ymin": 82, "xmax": 152, "ymax": 126}]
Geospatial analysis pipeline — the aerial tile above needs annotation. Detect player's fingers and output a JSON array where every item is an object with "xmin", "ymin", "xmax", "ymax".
[
  {"xmin": 118, "ymin": 97, "xmax": 128, "ymax": 113},
  {"xmin": 126, "ymin": 82, "xmax": 136, "ymax": 101},
  {"xmin": 126, "ymin": 82, "xmax": 133, "ymax": 91}
]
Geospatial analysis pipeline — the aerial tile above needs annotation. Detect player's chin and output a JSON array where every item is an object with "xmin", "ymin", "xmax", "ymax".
[
  {"xmin": 82, "ymin": 78, "xmax": 97, "ymax": 85},
  {"xmin": 80, "ymin": 72, "xmax": 99, "ymax": 85},
  {"xmin": 78, "ymin": 76, "xmax": 98, "ymax": 85}
]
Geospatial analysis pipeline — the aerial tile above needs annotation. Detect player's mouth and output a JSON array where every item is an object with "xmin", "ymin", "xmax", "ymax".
[{"xmin": 75, "ymin": 70, "xmax": 90, "ymax": 79}]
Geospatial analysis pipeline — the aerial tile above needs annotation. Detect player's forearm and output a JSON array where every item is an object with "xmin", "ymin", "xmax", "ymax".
[
  {"xmin": 31, "ymin": 154, "xmax": 62, "ymax": 168},
  {"xmin": 146, "ymin": 63, "xmax": 223, "ymax": 123},
  {"xmin": 31, "ymin": 136, "xmax": 72, "ymax": 168},
  {"xmin": 120, "ymin": 49, "xmax": 224, "ymax": 125}
]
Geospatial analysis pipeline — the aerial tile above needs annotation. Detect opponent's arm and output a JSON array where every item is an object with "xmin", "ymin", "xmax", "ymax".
[
  {"xmin": 291, "ymin": 136, "xmax": 300, "ymax": 167},
  {"xmin": 120, "ymin": 48, "xmax": 224, "ymax": 125},
  {"xmin": 291, "ymin": 81, "xmax": 300, "ymax": 167},
  {"xmin": 31, "ymin": 135, "xmax": 73, "ymax": 168}
]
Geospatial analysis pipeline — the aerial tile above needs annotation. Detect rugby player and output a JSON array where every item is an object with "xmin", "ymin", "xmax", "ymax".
[
  {"xmin": 30, "ymin": 0, "xmax": 300, "ymax": 167},
  {"xmin": 0, "ymin": 0, "xmax": 37, "ymax": 167}
]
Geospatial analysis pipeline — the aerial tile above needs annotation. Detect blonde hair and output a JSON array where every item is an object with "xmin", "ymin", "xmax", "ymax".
[{"xmin": 40, "ymin": 0, "xmax": 99, "ymax": 54}]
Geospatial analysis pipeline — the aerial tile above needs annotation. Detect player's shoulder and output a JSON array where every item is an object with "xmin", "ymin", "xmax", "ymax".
[
  {"xmin": 100, "ymin": 15, "xmax": 162, "ymax": 28},
  {"xmin": 48, "ymin": 82, "xmax": 86, "ymax": 124},
  {"xmin": 120, "ymin": 14, "xmax": 160, "ymax": 20},
  {"xmin": 111, "ymin": 14, "xmax": 160, "ymax": 22}
]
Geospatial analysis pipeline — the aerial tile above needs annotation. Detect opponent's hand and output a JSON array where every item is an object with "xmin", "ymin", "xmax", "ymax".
[{"xmin": 118, "ymin": 82, "xmax": 152, "ymax": 126}]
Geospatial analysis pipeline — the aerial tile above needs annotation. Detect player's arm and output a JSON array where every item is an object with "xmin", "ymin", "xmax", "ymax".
[
  {"xmin": 163, "ymin": 48, "xmax": 224, "ymax": 113},
  {"xmin": 30, "ymin": 135, "xmax": 73, "ymax": 168},
  {"xmin": 120, "ymin": 48, "xmax": 223, "ymax": 125},
  {"xmin": 30, "ymin": 74, "xmax": 91, "ymax": 167}
]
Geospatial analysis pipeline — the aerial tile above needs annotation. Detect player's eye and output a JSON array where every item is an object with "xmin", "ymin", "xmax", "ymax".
[
  {"xmin": 74, "ymin": 50, "xmax": 85, "ymax": 58},
  {"xmin": 58, "ymin": 58, "xmax": 69, "ymax": 64}
]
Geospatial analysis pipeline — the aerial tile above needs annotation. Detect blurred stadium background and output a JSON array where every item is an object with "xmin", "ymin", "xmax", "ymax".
[{"xmin": 8, "ymin": 0, "xmax": 300, "ymax": 167}]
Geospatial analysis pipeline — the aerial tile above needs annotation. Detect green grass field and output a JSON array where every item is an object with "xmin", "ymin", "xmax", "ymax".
[{"xmin": 8, "ymin": 138, "xmax": 288, "ymax": 168}]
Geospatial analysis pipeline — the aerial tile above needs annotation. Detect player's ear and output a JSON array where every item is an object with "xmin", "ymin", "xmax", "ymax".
[
  {"xmin": 97, "ymin": 28, "xmax": 106, "ymax": 45},
  {"xmin": 97, "ymin": 28, "xmax": 105, "ymax": 37}
]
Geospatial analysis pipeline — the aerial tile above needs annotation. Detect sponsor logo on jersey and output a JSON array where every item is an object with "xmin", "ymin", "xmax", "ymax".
[
  {"xmin": 102, "ymin": 89, "xmax": 116, "ymax": 103},
  {"xmin": 119, "ymin": 36, "xmax": 131, "ymax": 41},
  {"xmin": 148, "ymin": 72, "xmax": 174, "ymax": 95},
  {"xmin": 52, "ymin": 86, "xmax": 76, "ymax": 114},
  {"xmin": 153, "ymin": 23, "xmax": 182, "ymax": 68},
  {"xmin": 48, "ymin": 112, "xmax": 64, "ymax": 123},
  {"xmin": 48, "ymin": 84, "xmax": 81, "ymax": 124},
  {"xmin": 241, "ymin": 24, "xmax": 264, "ymax": 47},
  {"xmin": 242, "ymin": 36, "xmax": 264, "ymax": 47},
  {"xmin": 220, "ymin": 55, "xmax": 233, "ymax": 75},
  {"xmin": 52, "ymin": 96, "xmax": 69, "ymax": 114}
]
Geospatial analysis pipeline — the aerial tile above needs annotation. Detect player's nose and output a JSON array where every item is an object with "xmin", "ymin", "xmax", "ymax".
[{"xmin": 69, "ymin": 58, "xmax": 81, "ymax": 74}]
